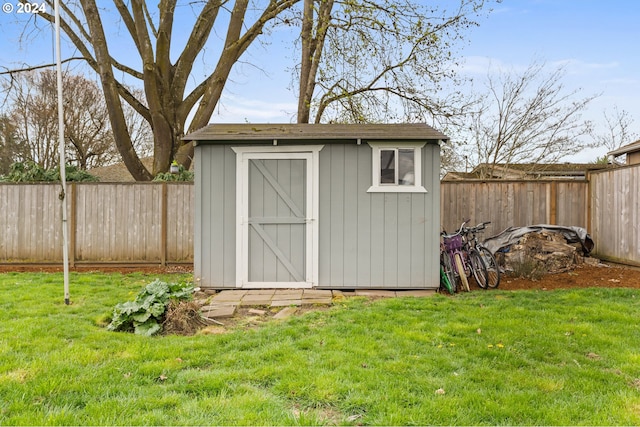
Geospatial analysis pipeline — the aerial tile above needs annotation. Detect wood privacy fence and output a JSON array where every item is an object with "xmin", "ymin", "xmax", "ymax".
[
  {"xmin": 1, "ymin": 164, "xmax": 638, "ymax": 266},
  {"xmin": 589, "ymin": 165, "xmax": 640, "ymax": 265},
  {"xmin": 440, "ymin": 180, "xmax": 589, "ymax": 238},
  {"xmin": 0, "ymin": 183, "xmax": 193, "ymax": 265},
  {"xmin": 441, "ymin": 163, "xmax": 640, "ymax": 266}
]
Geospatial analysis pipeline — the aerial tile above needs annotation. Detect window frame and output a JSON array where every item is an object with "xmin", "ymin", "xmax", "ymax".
[{"xmin": 367, "ymin": 141, "xmax": 428, "ymax": 193}]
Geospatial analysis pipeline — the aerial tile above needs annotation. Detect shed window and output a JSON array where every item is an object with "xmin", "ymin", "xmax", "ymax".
[{"xmin": 368, "ymin": 142, "xmax": 427, "ymax": 193}]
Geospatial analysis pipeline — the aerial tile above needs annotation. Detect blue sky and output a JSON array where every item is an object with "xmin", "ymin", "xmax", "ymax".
[{"xmin": 1, "ymin": 0, "xmax": 638, "ymax": 163}]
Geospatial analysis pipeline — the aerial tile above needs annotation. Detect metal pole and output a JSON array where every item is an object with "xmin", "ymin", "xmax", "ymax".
[{"xmin": 54, "ymin": 0, "xmax": 70, "ymax": 305}]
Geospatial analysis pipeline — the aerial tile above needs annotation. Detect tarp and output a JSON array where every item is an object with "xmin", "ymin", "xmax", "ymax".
[{"xmin": 482, "ymin": 225, "xmax": 594, "ymax": 255}]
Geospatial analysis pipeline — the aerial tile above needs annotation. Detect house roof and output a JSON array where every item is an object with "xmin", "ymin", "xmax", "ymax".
[
  {"xmin": 184, "ymin": 123, "xmax": 449, "ymax": 144},
  {"xmin": 442, "ymin": 162, "xmax": 612, "ymax": 181},
  {"xmin": 88, "ymin": 157, "xmax": 154, "ymax": 182},
  {"xmin": 607, "ymin": 139, "xmax": 640, "ymax": 157}
]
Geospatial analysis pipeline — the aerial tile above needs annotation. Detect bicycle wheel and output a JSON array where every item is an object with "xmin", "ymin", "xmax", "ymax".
[
  {"xmin": 478, "ymin": 245, "xmax": 500, "ymax": 288},
  {"xmin": 441, "ymin": 252, "xmax": 457, "ymax": 293},
  {"xmin": 468, "ymin": 248, "xmax": 489, "ymax": 289},
  {"xmin": 453, "ymin": 252, "xmax": 470, "ymax": 292},
  {"xmin": 440, "ymin": 266, "xmax": 454, "ymax": 294}
]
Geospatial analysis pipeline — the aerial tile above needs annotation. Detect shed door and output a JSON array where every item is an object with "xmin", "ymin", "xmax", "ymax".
[{"xmin": 234, "ymin": 148, "xmax": 321, "ymax": 288}]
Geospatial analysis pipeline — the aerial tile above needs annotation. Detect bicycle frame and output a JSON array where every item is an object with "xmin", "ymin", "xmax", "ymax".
[{"xmin": 441, "ymin": 222, "xmax": 470, "ymax": 292}]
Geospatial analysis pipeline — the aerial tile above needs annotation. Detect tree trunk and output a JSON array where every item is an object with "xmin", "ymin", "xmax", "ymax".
[{"xmin": 81, "ymin": 0, "xmax": 153, "ymax": 181}]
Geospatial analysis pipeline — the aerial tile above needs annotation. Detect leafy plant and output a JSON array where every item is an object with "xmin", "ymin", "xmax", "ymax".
[
  {"xmin": 107, "ymin": 279, "xmax": 194, "ymax": 336},
  {"xmin": 153, "ymin": 162, "xmax": 193, "ymax": 182},
  {"xmin": 0, "ymin": 161, "xmax": 98, "ymax": 182}
]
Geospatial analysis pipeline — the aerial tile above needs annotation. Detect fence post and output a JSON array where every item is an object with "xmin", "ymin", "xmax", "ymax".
[
  {"xmin": 161, "ymin": 182, "xmax": 168, "ymax": 266},
  {"xmin": 549, "ymin": 181, "xmax": 557, "ymax": 225},
  {"xmin": 69, "ymin": 182, "xmax": 76, "ymax": 267}
]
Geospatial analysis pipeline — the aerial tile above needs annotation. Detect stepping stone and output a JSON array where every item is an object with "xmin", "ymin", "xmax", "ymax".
[
  {"xmin": 211, "ymin": 290, "xmax": 246, "ymax": 303},
  {"xmin": 201, "ymin": 304, "xmax": 236, "ymax": 319},
  {"xmin": 273, "ymin": 290, "xmax": 303, "ymax": 299},
  {"xmin": 240, "ymin": 294, "xmax": 273, "ymax": 305},
  {"xmin": 273, "ymin": 306, "xmax": 298, "ymax": 319},
  {"xmin": 303, "ymin": 289, "xmax": 332, "ymax": 298},
  {"xmin": 271, "ymin": 299, "xmax": 302, "ymax": 307},
  {"xmin": 247, "ymin": 289, "xmax": 276, "ymax": 296}
]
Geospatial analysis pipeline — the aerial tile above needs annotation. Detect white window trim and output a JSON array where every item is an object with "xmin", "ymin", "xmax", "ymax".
[{"xmin": 367, "ymin": 142, "xmax": 428, "ymax": 193}]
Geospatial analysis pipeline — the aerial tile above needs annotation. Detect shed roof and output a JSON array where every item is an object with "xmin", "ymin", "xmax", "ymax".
[{"xmin": 184, "ymin": 123, "xmax": 448, "ymax": 144}]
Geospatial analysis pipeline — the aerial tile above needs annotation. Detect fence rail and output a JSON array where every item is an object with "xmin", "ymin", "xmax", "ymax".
[
  {"xmin": 0, "ymin": 182, "xmax": 193, "ymax": 265},
  {"xmin": 1, "ymin": 165, "xmax": 638, "ymax": 267}
]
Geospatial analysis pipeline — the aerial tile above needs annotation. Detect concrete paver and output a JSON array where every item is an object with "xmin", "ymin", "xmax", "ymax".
[
  {"xmin": 271, "ymin": 299, "xmax": 303, "ymax": 307},
  {"xmin": 204, "ymin": 287, "xmax": 436, "ymax": 312}
]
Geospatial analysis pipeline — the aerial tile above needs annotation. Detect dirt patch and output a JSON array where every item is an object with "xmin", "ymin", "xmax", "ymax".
[
  {"xmin": 0, "ymin": 264, "xmax": 193, "ymax": 275},
  {"xmin": 489, "ymin": 263, "xmax": 640, "ymax": 291},
  {"xmin": 2, "ymin": 262, "xmax": 640, "ymax": 291}
]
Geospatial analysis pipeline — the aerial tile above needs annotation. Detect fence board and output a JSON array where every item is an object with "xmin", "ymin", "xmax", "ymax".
[
  {"xmin": 440, "ymin": 180, "xmax": 589, "ymax": 239},
  {"xmin": 0, "ymin": 183, "xmax": 193, "ymax": 264},
  {"xmin": 0, "ymin": 166, "xmax": 637, "ymax": 266}
]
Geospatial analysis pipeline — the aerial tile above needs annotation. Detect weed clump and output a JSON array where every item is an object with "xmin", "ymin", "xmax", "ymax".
[
  {"xmin": 163, "ymin": 300, "xmax": 207, "ymax": 336},
  {"xmin": 107, "ymin": 279, "xmax": 194, "ymax": 336}
]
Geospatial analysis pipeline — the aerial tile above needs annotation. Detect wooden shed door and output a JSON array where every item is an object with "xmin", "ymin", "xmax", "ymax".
[{"xmin": 234, "ymin": 148, "xmax": 322, "ymax": 288}]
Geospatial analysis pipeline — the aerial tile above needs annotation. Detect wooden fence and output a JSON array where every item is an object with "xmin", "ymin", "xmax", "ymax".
[
  {"xmin": 0, "ymin": 183, "xmax": 193, "ymax": 265},
  {"xmin": 1, "ymin": 165, "xmax": 638, "ymax": 266},
  {"xmin": 441, "ymin": 165, "xmax": 640, "ymax": 266},
  {"xmin": 440, "ymin": 179, "xmax": 589, "ymax": 238},
  {"xmin": 589, "ymin": 165, "xmax": 640, "ymax": 266}
]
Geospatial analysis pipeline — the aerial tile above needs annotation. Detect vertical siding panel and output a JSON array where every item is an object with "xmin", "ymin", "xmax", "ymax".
[
  {"xmin": 223, "ymin": 146, "xmax": 236, "ymax": 286},
  {"xmin": 194, "ymin": 147, "xmax": 205, "ymax": 282},
  {"xmin": 209, "ymin": 146, "xmax": 227, "ymax": 283},
  {"xmin": 396, "ymin": 193, "xmax": 412, "ymax": 287},
  {"xmin": 410, "ymin": 193, "xmax": 425, "ymax": 287},
  {"xmin": 426, "ymin": 144, "xmax": 441, "ymax": 288},
  {"xmin": 330, "ymin": 145, "xmax": 345, "ymax": 286},
  {"xmin": 383, "ymin": 194, "xmax": 398, "ymax": 287},
  {"xmin": 318, "ymin": 146, "xmax": 331, "ymax": 286},
  {"xmin": 356, "ymin": 144, "xmax": 372, "ymax": 287},
  {"xmin": 370, "ymin": 194, "xmax": 385, "ymax": 286},
  {"xmin": 343, "ymin": 145, "xmax": 359, "ymax": 286}
]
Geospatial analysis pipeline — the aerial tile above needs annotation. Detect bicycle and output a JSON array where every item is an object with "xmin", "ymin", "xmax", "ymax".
[
  {"xmin": 442, "ymin": 223, "xmax": 474, "ymax": 292},
  {"xmin": 463, "ymin": 221, "xmax": 501, "ymax": 289},
  {"xmin": 439, "ymin": 242, "xmax": 456, "ymax": 294}
]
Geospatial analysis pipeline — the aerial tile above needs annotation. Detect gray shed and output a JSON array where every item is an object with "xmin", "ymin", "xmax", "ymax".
[{"xmin": 185, "ymin": 123, "xmax": 447, "ymax": 290}]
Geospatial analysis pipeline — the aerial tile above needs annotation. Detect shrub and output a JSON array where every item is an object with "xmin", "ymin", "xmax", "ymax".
[
  {"xmin": 0, "ymin": 161, "xmax": 98, "ymax": 182},
  {"xmin": 153, "ymin": 162, "xmax": 193, "ymax": 182},
  {"xmin": 107, "ymin": 279, "xmax": 194, "ymax": 336}
]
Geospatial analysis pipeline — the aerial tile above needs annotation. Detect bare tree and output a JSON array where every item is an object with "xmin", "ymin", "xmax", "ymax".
[
  {"xmin": 296, "ymin": 0, "xmax": 489, "ymax": 125},
  {"xmin": 590, "ymin": 106, "xmax": 638, "ymax": 153},
  {"xmin": 461, "ymin": 60, "xmax": 598, "ymax": 178},
  {"xmin": 0, "ymin": 115, "xmax": 26, "ymax": 175},
  {"xmin": 3, "ymin": 70, "xmax": 120, "ymax": 170},
  {"xmin": 5, "ymin": 71, "xmax": 60, "ymax": 169},
  {"xmin": 7, "ymin": 0, "xmax": 495, "ymax": 179},
  {"xmin": 6, "ymin": 0, "xmax": 299, "ymax": 180}
]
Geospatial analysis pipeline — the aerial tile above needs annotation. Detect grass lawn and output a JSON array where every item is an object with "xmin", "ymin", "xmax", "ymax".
[{"xmin": 1, "ymin": 271, "xmax": 640, "ymax": 425}]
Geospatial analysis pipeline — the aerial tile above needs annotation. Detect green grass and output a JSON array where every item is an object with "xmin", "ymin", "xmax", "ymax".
[{"xmin": 1, "ymin": 272, "xmax": 640, "ymax": 425}]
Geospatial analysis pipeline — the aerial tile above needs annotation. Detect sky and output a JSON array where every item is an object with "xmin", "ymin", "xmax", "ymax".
[{"xmin": 1, "ymin": 0, "xmax": 639, "ymax": 163}]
